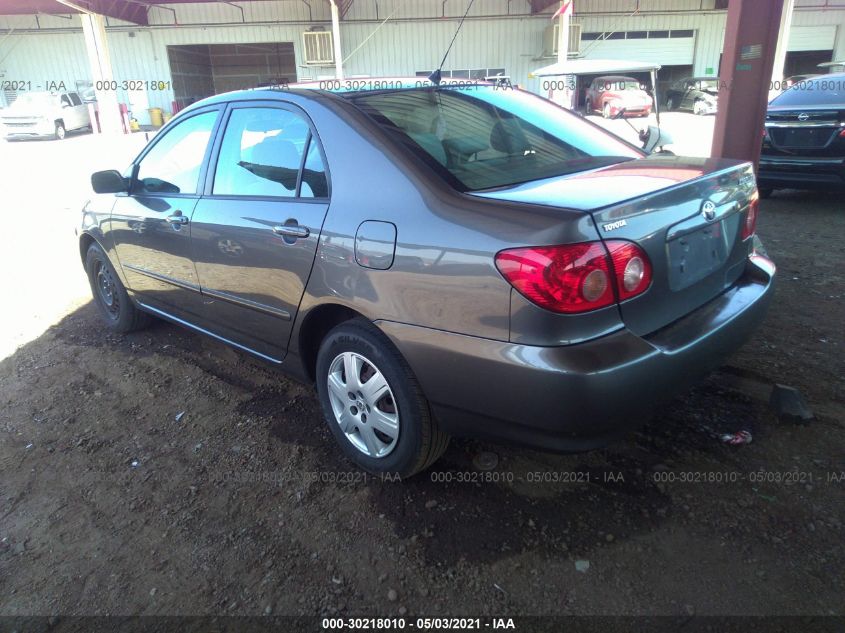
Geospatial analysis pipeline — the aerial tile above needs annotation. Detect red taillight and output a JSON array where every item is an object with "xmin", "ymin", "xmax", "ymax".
[
  {"xmin": 606, "ymin": 240, "xmax": 653, "ymax": 301},
  {"xmin": 742, "ymin": 196, "xmax": 759, "ymax": 240},
  {"xmin": 494, "ymin": 243, "xmax": 614, "ymax": 313},
  {"xmin": 839, "ymin": 127, "xmax": 845, "ymax": 138},
  {"xmin": 495, "ymin": 240, "xmax": 651, "ymax": 314}
]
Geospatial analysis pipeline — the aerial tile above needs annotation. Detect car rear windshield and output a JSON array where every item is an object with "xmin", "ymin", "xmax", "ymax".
[
  {"xmin": 348, "ymin": 87, "xmax": 642, "ymax": 191},
  {"xmin": 770, "ymin": 76, "xmax": 845, "ymax": 107}
]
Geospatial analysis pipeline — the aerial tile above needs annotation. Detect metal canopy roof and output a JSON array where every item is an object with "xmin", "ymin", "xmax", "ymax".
[
  {"xmin": 0, "ymin": 0, "xmax": 350, "ymax": 26},
  {"xmin": 530, "ymin": 59, "xmax": 663, "ymax": 78}
]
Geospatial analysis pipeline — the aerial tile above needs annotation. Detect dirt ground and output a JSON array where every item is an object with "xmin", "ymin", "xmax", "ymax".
[{"xmin": 0, "ymin": 132, "xmax": 843, "ymax": 624}]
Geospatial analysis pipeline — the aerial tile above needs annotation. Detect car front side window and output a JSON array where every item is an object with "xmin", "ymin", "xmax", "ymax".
[
  {"xmin": 134, "ymin": 110, "xmax": 218, "ymax": 195},
  {"xmin": 69, "ymin": 92, "xmax": 82, "ymax": 106},
  {"xmin": 213, "ymin": 107, "xmax": 315, "ymax": 198}
]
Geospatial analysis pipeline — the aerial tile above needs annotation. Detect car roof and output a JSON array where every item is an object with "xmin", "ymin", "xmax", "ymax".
[{"xmin": 178, "ymin": 77, "xmax": 505, "ymax": 112}]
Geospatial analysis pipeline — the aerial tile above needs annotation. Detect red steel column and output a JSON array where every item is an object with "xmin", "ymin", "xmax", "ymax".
[{"xmin": 711, "ymin": 0, "xmax": 786, "ymax": 170}]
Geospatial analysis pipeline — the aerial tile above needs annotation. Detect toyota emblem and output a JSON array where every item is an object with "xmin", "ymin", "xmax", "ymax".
[{"xmin": 702, "ymin": 200, "xmax": 717, "ymax": 221}]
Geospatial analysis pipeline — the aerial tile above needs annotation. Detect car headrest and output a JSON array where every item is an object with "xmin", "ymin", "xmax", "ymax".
[
  {"xmin": 248, "ymin": 134, "xmax": 300, "ymax": 170},
  {"xmin": 490, "ymin": 119, "xmax": 530, "ymax": 155}
]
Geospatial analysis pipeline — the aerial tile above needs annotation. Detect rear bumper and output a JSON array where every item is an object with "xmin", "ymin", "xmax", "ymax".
[
  {"xmin": 377, "ymin": 255, "xmax": 775, "ymax": 452},
  {"xmin": 758, "ymin": 154, "xmax": 845, "ymax": 190},
  {"xmin": 609, "ymin": 104, "xmax": 652, "ymax": 117},
  {"xmin": 2, "ymin": 119, "xmax": 56, "ymax": 137}
]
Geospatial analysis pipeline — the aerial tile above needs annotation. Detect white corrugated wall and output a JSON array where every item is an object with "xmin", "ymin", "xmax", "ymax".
[{"xmin": 0, "ymin": 1, "xmax": 843, "ymax": 111}]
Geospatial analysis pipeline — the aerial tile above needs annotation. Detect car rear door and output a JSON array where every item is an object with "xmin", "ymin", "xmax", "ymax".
[
  {"xmin": 190, "ymin": 101, "xmax": 330, "ymax": 362},
  {"xmin": 110, "ymin": 106, "xmax": 223, "ymax": 323}
]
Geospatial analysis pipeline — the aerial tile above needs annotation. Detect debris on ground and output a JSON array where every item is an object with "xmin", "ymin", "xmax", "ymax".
[
  {"xmin": 769, "ymin": 384, "xmax": 814, "ymax": 424},
  {"xmin": 175, "ymin": 411, "xmax": 185, "ymax": 422},
  {"xmin": 720, "ymin": 430, "xmax": 753, "ymax": 445},
  {"xmin": 575, "ymin": 560, "xmax": 590, "ymax": 573},
  {"xmin": 473, "ymin": 451, "xmax": 498, "ymax": 471}
]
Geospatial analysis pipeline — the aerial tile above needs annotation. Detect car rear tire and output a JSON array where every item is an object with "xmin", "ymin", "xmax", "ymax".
[
  {"xmin": 585, "ymin": 98, "xmax": 592, "ymax": 114},
  {"xmin": 54, "ymin": 122, "xmax": 66, "ymax": 140},
  {"xmin": 758, "ymin": 188, "xmax": 773, "ymax": 199},
  {"xmin": 315, "ymin": 319, "xmax": 449, "ymax": 478},
  {"xmin": 85, "ymin": 243, "xmax": 150, "ymax": 333}
]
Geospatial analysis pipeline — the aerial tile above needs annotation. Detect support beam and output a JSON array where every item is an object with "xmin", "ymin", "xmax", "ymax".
[
  {"xmin": 711, "ymin": 0, "xmax": 786, "ymax": 170},
  {"xmin": 329, "ymin": 0, "xmax": 343, "ymax": 79},
  {"xmin": 80, "ymin": 11, "xmax": 124, "ymax": 134},
  {"xmin": 769, "ymin": 0, "xmax": 795, "ymax": 100}
]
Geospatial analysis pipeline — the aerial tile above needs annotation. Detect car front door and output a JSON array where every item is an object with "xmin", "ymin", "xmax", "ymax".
[
  {"xmin": 110, "ymin": 107, "xmax": 222, "ymax": 322},
  {"xmin": 190, "ymin": 102, "xmax": 330, "ymax": 362}
]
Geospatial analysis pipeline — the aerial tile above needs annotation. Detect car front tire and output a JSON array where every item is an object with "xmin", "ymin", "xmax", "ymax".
[
  {"xmin": 602, "ymin": 103, "xmax": 612, "ymax": 119},
  {"xmin": 315, "ymin": 319, "xmax": 449, "ymax": 478},
  {"xmin": 666, "ymin": 96, "xmax": 676, "ymax": 111},
  {"xmin": 85, "ymin": 243, "xmax": 150, "ymax": 333},
  {"xmin": 54, "ymin": 122, "xmax": 66, "ymax": 140}
]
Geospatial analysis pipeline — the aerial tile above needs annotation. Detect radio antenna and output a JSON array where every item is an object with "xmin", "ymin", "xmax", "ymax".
[{"xmin": 428, "ymin": 0, "xmax": 477, "ymax": 86}]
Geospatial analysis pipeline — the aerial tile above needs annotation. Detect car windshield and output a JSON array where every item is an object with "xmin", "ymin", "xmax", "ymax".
[
  {"xmin": 770, "ymin": 76, "xmax": 845, "ymax": 106},
  {"xmin": 11, "ymin": 92, "xmax": 57, "ymax": 108},
  {"xmin": 348, "ymin": 87, "xmax": 642, "ymax": 192}
]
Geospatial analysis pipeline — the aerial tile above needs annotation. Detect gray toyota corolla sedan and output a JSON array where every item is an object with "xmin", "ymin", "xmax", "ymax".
[{"xmin": 80, "ymin": 79, "xmax": 775, "ymax": 476}]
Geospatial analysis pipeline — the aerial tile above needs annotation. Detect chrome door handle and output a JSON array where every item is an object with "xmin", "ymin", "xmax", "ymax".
[
  {"xmin": 272, "ymin": 224, "xmax": 309, "ymax": 239},
  {"xmin": 166, "ymin": 212, "xmax": 189, "ymax": 225}
]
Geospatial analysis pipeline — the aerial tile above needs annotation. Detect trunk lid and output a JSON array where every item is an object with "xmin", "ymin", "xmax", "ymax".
[{"xmin": 473, "ymin": 156, "xmax": 757, "ymax": 335}]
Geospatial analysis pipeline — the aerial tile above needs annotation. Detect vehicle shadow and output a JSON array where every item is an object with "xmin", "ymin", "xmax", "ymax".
[{"xmin": 26, "ymin": 301, "xmax": 774, "ymax": 570}]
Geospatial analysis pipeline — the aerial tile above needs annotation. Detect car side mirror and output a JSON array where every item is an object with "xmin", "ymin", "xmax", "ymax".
[
  {"xmin": 91, "ymin": 169, "xmax": 129, "ymax": 194},
  {"xmin": 642, "ymin": 126, "xmax": 675, "ymax": 154}
]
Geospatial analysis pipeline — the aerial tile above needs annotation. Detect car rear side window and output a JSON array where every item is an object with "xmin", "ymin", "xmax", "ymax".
[
  {"xmin": 300, "ymin": 135, "xmax": 329, "ymax": 198},
  {"xmin": 350, "ymin": 87, "xmax": 642, "ymax": 191},
  {"xmin": 770, "ymin": 77, "xmax": 845, "ymax": 106},
  {"xmin": 213, "ymin": 107, "xmax": 317, "ymax": 198},
  {"xmin": 135, "ymin": 110, "xmax": 218, "ymax": 195}
]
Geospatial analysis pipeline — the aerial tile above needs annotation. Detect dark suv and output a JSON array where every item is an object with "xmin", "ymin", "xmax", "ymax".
[{"xmin": 759, "ymin": 73, "xmax": 845, "ymax": 195}]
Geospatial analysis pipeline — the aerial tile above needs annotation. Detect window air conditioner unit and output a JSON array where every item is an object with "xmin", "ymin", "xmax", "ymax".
[
  {"xmin": 303, "ymin": 30, "xmax": 335, "ymax": 65},
  {"xmin": 544, "ymin": 22, "xmax": 582, "ymax": 57}
]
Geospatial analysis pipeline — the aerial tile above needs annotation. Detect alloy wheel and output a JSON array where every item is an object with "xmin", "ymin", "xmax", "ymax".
[{"xmin": 326, "ymin": 351, "xmax": 399, "ymax": 458}]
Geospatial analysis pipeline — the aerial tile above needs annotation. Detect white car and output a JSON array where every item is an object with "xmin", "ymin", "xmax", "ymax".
[{"xmin": 1, "ymin": 91, "xmax": 91, "ymax": 140}]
